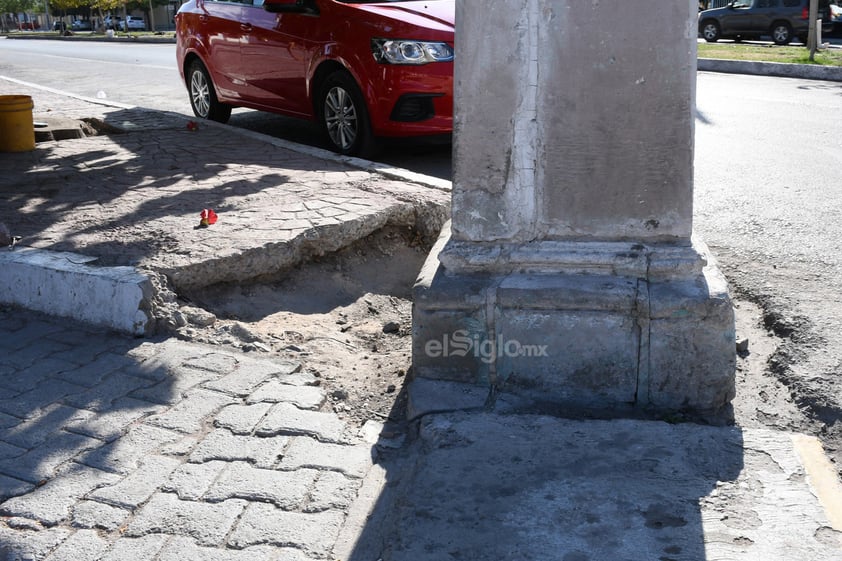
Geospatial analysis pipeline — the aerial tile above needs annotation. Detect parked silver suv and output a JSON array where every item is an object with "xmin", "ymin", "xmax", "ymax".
[{"xmin": 699, "ymin": 0, "xmax": 833, "ymax": 45}]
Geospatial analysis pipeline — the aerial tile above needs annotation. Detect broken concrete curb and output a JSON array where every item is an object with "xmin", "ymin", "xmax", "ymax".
[{"xmin": 0, "ymin": 248, "xmax": 152, "ymax": 335}]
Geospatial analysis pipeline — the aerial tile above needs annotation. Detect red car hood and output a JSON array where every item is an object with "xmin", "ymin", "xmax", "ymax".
[{"xmin": 356, "ymin": 0, "xmax": 454, "ymax": 31}]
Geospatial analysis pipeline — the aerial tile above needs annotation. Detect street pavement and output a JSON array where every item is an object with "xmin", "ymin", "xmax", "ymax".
[{"xmin": 1, "ymin": 77, "xmax": 842, "ymax": 560}]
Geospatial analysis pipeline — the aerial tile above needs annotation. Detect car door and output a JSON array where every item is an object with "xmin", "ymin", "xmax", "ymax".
[
  {"xmin": 237, "ymin": 0, "xmax": 323, "ymax": 117},
  {"xmin": 750, "ymin": 0, "xmax": 780, "ymax": 34},
  {"xmin": 198, "ymin": 0, "xmax": 250, "ymax": 100},
  {"xmin": 719, "ymin": 1, "xmax": 756, "ymax": 34}
]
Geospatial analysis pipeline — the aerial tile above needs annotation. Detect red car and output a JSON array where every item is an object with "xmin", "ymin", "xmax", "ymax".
[{"xmin": 175, "ymin": 0, "xmax": 454, "ymax": 156}]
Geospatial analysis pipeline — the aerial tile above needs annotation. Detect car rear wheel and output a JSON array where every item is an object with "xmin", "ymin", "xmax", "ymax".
[
  {"xmin": 318, "ymin": 70, "xmax": 376, "ymax": 157},
  {"xmin": 771, "ymin": 22, "xmax": 793, "ymax": 45},
  {"xmin": 701, "ymin": 20, "xmax": 721, "ymax": 42},
  {"xmin": 187, "ymin": 60, "xmax": 231, "ymax": 123}
]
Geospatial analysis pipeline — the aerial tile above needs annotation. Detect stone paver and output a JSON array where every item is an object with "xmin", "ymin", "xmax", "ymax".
[
  {"xmin": 246, "ymin": 380, "xmax": 325, "ymax": 410},
  {"xmin": 256, "ymin": 403, "xmax": 347, "ymax": 443},
  {"xmin": 205, "ymin": 462, "xmax": 319, "ymax": 509},
  {"xmin": 228, "ymin": 503, "xmax": 346, "ymax": 557},
  {"xmin": 64, "ymin": 397, "xmax": 164, "ymax": 442},
  {"xmin": 0, "ymin": 525, "xmax": 70, "ymax": 560},
  {"xmin": 43, "ymin": 529, "xmax": 109, "ymax": 561},
  {"xmin": 215, "ymin": 402, "xmax": 273, "ymax": 435},
  {"xmin": 71, "ymin": 499, "xmax": 131, "ymax": 531},
  {"xmin": 306, "ymin": 471, "xmax": 362, "ymax": 513},
  {"xmin": 126, "ymin": 493, "xmax": 247, "ymax": 546},
  {"xmin": 79, "ymin": 423, "xmax": 182, "ymax": 475},
  {"xmin": 279, "ymin": 437, "xmax": 374, "ymax": 479},
  {"xmin": 157, "ymin": 537, "xmax": 305, "ymax": 561},
  {"xmin": 0, "ymin": 430, "xmax": 103, "ymax": 483},
  {"xmin": 203, "ymin": 356, "xmax": 301, "ymax": 397},
  {"xmin": 63, "ymin": 372, "xmax": 156, "ymax": 412},
  {"xmin": 2, "ymin": 403, "xmax": 93, "ymax": 449},
  {"xmin": 144, "ymin": 388, "xmax": 235, "ymax": 433},
  {"xmin": 189, "ymin": 428, "xmax": 289, "ymax": 468},
  {"xmin": 98, "ymin": 535, "xmax": 169, "ymax": 561},
  {"xmin": 0, "ymin": 465, "xmax": 120, "ymax": 525},
  {"xmin": 90, "ymin": 455, "xmax": 182, "ymax": 509},
  {"xmin": 162, "ymin": 460, "xmax": 228, "ymax": 501},
  {"xmin": 0, "ymin": 473, "xmax": 34, "ymax": 501}
]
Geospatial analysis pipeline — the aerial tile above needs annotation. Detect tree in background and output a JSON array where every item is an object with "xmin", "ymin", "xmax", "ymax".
[
  {"xmin": 0, "ymin": 0, "xmax": 38, "ymax": 31},
  {"xmin": 47, "ymin": 0, "xmax": 168, "ymax": 30},
  {"xmin": 49, "ymin": 0, "xmax": 85, "ymax": 26}
]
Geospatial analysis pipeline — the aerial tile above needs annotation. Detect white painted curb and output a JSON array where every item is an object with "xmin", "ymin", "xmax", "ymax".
[{"xmin": 0, "ymin": 248, "xmax": 153, "ymax": 335}]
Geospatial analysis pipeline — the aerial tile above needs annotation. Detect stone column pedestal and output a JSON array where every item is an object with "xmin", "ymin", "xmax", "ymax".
[{"xmin": 411, "ymin": 0, "xmax": 735, "ymax": 419}]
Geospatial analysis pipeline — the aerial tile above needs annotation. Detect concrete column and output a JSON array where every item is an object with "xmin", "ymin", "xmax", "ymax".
[{"xmin": 412, "ymin": 0, "xmax": 735, "ymax": 420}]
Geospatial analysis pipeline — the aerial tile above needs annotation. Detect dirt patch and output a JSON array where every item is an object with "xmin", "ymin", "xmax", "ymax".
[
  {"xmin": 169, "ymin": 228, "xmax": 835, "ymax": 473},
  {"xmin": 175, "ymin": 225, "xmax": 426, "ymax": 426}
]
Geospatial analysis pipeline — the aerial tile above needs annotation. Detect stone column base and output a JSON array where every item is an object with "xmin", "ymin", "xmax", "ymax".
[{"xmin": 412, "ymin": 223, "xmax": 736, "ymax": 420}]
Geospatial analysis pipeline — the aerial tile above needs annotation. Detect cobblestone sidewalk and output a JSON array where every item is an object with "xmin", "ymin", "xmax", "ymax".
[{"xmin": 0, "ymin": 308, "xmax": 385, "ymax": 561}]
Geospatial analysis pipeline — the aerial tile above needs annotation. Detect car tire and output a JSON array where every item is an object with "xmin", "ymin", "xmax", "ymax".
[
  {"xmin": 187, "ymin": 60, "xmax": 231, "ymax": 123},
  {"xmin": 317, "ymin": 70, "xmax": 377, "ymax": 157},
  {"xmin": 701, "ymin": 20, "xmax": 721, "ymax": 42},
  {"xmin": 771, "ymin": 22, "xmax": 793, "ymax": 45}
]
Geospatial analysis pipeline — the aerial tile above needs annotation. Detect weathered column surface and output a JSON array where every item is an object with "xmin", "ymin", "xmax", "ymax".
[{"xmin": 412, "ymin": 0, "xmax": 735, "ymax": 419}]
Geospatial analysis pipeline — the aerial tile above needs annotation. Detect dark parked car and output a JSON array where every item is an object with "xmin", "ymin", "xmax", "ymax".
[
  {"xmin": 699, "ymin": 0, "xmax": 833, "ymax": 45},
  {"xmin": 175, "ymin": 0, "xmax": 454, "ymax": 157}
]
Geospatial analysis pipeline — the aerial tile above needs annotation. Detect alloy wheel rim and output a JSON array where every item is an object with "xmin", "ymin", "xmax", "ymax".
[
  {"xmin": 190, "ymin": 71, "xmax": 211, "ymax": 118},
  {"xmin": 324, "ymin": 86, "xmax": 357, "ymax": 150},
  {"xmin": 704, "ymin": 24, "xmax": 717, "ymax": 39},
  {"xmin": 773, "ymin": 27, "xmax": 788, "ymax": 42}
]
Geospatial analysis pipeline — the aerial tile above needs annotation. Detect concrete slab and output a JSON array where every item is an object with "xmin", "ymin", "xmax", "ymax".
[{"xmin": 363, "ymin": 412, "xmax": 842, "ymax": 561}]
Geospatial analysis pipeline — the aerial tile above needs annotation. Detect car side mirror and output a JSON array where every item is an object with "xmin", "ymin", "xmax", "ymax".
[{"xmin": 263, "ymin": 0, "xmax": 316, "ymax": 14}]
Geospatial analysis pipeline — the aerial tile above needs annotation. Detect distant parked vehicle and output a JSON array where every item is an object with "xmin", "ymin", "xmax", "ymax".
[
  {"xmin": 830, "ymin": 2, "xmax": 842, "ymax": 35},
  {"xmin": 699, "ymin": 0, "xmax": 833, "ymax": 45},
  {"xmin": 17, "ymin": 21, "xmax": 40, "ymax": 30},
  {"xmin": 53, "ymin": 20, "xmax": 66, "ymax": 31},
  {"xmin": 71, "ymin": 19, "xmax": 92, "ymax": 31},
  {"xmin": 103, "ymin": 15, "xmax": 122, "ymax": 30},
  {"xmin": 121, "ymin": 16, "xmax": 145, "ymax": 31}
]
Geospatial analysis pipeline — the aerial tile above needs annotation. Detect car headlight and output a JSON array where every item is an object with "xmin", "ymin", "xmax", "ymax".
[{"xmin": 371, "ymin": 38, "xmax": 454, "ymax": 65}]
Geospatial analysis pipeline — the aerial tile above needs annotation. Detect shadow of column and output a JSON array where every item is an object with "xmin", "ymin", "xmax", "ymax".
[{"xmin": 346, "ymin": 413, "xmax": 745, "ymax": 561}]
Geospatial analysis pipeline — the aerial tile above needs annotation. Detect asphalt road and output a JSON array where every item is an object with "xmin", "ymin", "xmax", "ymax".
[{"xmin": 2, "ymin": 37, "xmax": 842, "ymax": 465}]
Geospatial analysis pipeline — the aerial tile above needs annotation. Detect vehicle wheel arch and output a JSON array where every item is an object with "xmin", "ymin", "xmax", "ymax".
[
  {"xmin": 309, "ymin": 58, "xmax": 373, "ymax": 116},
  {"xmin": 181, "ymin": 51, "xmax": 209, "ymax": 85},
  {"xmin": 310, "ymin": 59, "xmax": 349, "ymax": 115}
]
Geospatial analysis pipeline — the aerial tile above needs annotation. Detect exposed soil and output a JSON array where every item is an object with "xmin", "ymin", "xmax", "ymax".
[
  {"xmin": 175, "ymin": 226, "xmax": 424, "ymax": 427},
  {"xmin": 169, "ymin": 226, "xmax": 837, "ymax": 474}
]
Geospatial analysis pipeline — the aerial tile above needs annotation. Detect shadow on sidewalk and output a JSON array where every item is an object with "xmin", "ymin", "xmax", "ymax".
[
  {"xmin": 0, "ymin": 107, "xmax": 349, "ymax": 266},
  {"xmin": 0, "ymin": 309, "xmax": 183, "ymax": 557},
  {"xmin": 348, "ymin": 407, "xmax": 745, "ymax": 561}
]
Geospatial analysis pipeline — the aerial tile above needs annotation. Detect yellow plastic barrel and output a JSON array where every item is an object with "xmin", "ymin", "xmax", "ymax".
[{"xmin": 0, "ymin": 95, "xmax": 36, "ymax": 152}]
